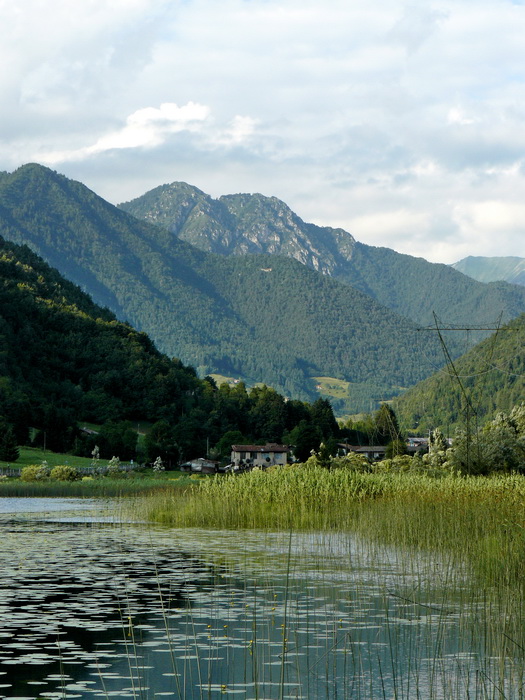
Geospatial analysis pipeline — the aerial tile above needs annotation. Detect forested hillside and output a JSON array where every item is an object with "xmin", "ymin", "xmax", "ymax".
[
  {"xmin": 0, "ymin": 164, "xmax": 447, "ymax": 413},
  {"xmin": 0, "ymin": 234, "xmax": 342, "ymax": 461},
  {"xmin": 0, "ymin": 235, "xmax": 200, "ymax": 449},
  {"xmin": 393, "ymin": 313, "xmax": 525, "ymax": 432},
  {"xmin": 120, "ymin": 182, "xmax": 525, "ymax": 332}
]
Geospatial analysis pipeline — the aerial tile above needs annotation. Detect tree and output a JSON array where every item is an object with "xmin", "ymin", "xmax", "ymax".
[
  {"xmin": 310, "ymin": 398, "xmax": 339, "ymax": 439},
  {"xmin": 0, "ymin": 423, "xmax": 19, "ymax": 462},
  {"xmin": 248, "ymin": 385, "xmax": 287, "ymax": 441},
  {"xmin": 144, "ymin": 420, "xmax": 180, "ymax": 464},
  {"xmin": 98, "ymin": 421, "xmax": 137, "ymax": 461},
  {"xmin": 373, "ymin": 404, "xmax": 402, "ymax": 445},
  {"xmin": 287, "ymin": 421, "xmax": 322, "ymax": 463},
  {"xmin": 385, "ymin": 439, "xmax": 407, "ymax": 459},
  {"xmin": 447, "ymin": 409, "xmax": 525, "ymax": 475},
  {"xmin": 214, "ymin": 430, "xmax": 249, "ymax": 461}
]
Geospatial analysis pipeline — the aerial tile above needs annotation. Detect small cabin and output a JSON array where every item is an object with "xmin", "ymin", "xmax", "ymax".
[{"xmin": 231, "ymin": 443, "xmax": 290, "ymax": 469}]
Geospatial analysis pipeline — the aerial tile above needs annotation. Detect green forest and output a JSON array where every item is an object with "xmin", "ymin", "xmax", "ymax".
[
  {"xmin": 1, "ymin": 164, "xmax": 524, "ymax": 450},
  {"xmin": 121, "ymin": 180, "xmax": 525, "ymax": 332}
]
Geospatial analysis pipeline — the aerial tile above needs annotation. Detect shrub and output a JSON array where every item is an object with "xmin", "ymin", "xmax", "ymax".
[
  {"xmin": 373, "ymin": 455, "xmax": 415, "ymax": 473},
  {"xmin": 153, "ymin": 456, "xmax": 165, "ymax": 473},
  {"xmin": 20, "ymin": 464, "xmax": 50, "ymax": 482},
  {"xmin": 107, "ymin": 456, "xmax": 121, "ymax": 475},
  {"xmin": 50, "ymin": 465, "xmax": 81, "ymax": 481},
  {"xmin": 328, "ymin": 453, "xmax": 371, "ymax": 472}
]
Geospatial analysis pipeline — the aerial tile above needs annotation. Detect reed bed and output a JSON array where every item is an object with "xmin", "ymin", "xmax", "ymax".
[
  {"xmin": 136, "ymin": 466, "xmax": 525, "ymax": 591},
  {"xmin": 133, "ymin": 465, "xmax": 525, "ymax": 685}
]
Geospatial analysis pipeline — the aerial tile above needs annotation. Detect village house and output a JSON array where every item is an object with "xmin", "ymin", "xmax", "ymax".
[{"xmin": 230, "ymin": 443, "xmax": 290, "ymax": 469}]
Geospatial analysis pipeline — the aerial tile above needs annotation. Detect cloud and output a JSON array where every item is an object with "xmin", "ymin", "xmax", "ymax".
[
  {"xmin": 2, "ymin": 0, "xmax": 525, "ymax": 263},
  {"xmin": 39, "ymin": 103, "xmax": 260, "ymax": 165},
  {"xmin": 41, "ymin": 102, "xmax": 211, "ymax": 163},
  {"xmin": 387, "ymin": 4, "xmax": 447, "ymax": 54}
]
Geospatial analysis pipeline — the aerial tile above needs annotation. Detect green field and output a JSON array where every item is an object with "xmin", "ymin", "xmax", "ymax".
[
  {"xmin": 312, "ymin": 375, "xmax": 350, "ymax": 399},
  {"xmin": 1, "ymin": 446, "xmax": 97, "ymax": 471}
]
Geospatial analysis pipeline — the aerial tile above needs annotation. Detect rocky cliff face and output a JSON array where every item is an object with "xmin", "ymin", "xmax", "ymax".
[
  {"xmin": 120, "ymin": 183, "xmax": 357, "ymax": 276},
  {"xmin": 120, "ymin": 180, "xmax": 525, "ymax": 331}
]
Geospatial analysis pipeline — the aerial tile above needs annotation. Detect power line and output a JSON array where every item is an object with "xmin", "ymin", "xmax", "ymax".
[{"xmin": 417, "ymin": 312, "xmax": 510, "ymax": 473}]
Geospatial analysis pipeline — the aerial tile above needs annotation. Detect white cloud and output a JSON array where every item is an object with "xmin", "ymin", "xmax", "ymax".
[
  {"xmin": 453, "ymin": 200, "xmax": 525, "ymax": 235},
  {"xmin": 39, "ymin": 103, "xmax": 262, "ymax": 164},
  {"xmin": 447, "ymin": 108, "xmax": 476, "ymax": 126}
]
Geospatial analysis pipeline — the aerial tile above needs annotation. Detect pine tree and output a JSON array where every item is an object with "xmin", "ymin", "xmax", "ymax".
[
  {"xmin": 0, "ymin": 424, "xmax": 19, "ymax": 463},
  {"xmin": 373, "ymin": 404, "xmax": 402, "ymax": 445}
]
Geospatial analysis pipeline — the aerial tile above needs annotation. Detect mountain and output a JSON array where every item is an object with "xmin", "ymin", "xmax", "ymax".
[
  {"xmin": 0, "ymin": 164, "xmax": 448, "ymax": 413},
  {"xmin": 119, "ymin": 183, "xmax": 525, "ymax": 330},
  {"xmin": 393, "ymin": 313, "xmax": 525, "ymax": 432},
  {"xmin": 452, "ymin": 256, "xmax": 525, "ymax": 287}
]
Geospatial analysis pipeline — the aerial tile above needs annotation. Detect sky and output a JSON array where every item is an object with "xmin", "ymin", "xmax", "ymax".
[{"xmin": 1, "ymin": 0, "xmax": 525, "ymax": 264}]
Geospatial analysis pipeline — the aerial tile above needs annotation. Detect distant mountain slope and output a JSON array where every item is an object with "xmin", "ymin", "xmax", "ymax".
[
  {"xmin": 393, "ymin": 313, "xmax": 525, "ymax": 432},
  {"xmin": 119, "ymin": 183, "xmax": 525, "ymax": 329},
  {"xmin": 452, "ymin": 256, "xmax": 525, "ymax": 286},
  {"xmin": 0, "ymin": 233, "xmax": 202, "ymax": 442},
  {"xmin": 0, "ymin": 164, "xmax": 447, "ymax": 413}
]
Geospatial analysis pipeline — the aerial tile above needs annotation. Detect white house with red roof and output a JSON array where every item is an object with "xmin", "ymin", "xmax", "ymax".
[{"xmin": 231, "ymin": 443, "xmax": 290, "ymax": 468}]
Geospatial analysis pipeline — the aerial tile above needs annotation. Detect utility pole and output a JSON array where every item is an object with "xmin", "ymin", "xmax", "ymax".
[{"xmin": 418, "ymin": 312, "xmax": 508, "ymax": 474}]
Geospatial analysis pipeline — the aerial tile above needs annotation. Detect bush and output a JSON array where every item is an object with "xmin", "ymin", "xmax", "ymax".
[
  {"xmin": 328, "ymin": 453, "xmax": 372, "ymax": 472},
  {"xmin": 20, "ymin": 464, "xmax": 50, "ymax": 482},
  {"xmin": 373, "ymin": 455, "xmax": 416, "ymax": 473},
  {"xmin": 50, "ymin": 465, "xmax": 81, "ymax": 481}
]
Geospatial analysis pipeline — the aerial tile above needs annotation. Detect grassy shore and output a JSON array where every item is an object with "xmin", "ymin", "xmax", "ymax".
[
  {"xmin": 0, "ymin": 474, "xmax": 194, "ymax": 497},
  {"xmin": 0, "ymin": 446, "xmax": 194, "ymax": 496}
]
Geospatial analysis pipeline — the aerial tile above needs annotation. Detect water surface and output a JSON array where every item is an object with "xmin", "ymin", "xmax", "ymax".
[{"xmin": 0, "ymin": 498, "xmax": 519, "ymax": 699}]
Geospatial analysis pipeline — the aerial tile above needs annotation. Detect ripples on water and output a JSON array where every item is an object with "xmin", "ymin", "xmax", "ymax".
[{"xmin": 0, "ymin": 498, "xmax": 520, "ymax": 699}]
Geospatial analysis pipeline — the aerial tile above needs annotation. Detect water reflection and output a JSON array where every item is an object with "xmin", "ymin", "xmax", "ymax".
[{"xmin": 0, "ymin": 499, "xmax": 520, "ymax": 699}]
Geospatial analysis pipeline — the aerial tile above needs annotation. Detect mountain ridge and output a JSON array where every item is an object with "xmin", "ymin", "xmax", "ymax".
[
  {"xmin": 394, "ymin": 312, "xmax": 525, "ymax": 432},
  {"xmin": 119, "ymin": 182, "xmax": 525, "ymax": 329},
  {"xmin": 0, "ymin": 163, "xmax": 449, "ymax": 413},
  {"xmin": 452, "ymin": 255, "xmax": 525, "ymax": 286}
]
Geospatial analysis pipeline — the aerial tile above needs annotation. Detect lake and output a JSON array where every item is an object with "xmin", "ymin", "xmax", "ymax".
[{"xmin": 0, "ymin": 497, "xmax": 521, "ymax": 699}]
